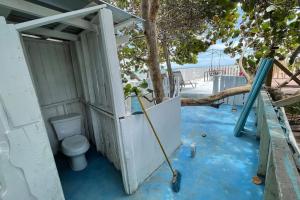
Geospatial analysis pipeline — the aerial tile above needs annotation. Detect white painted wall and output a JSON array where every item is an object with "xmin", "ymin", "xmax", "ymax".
[
  {"xmin": 0, "ymin": 20, "xmax": 64, "ymax": 200},
  {"xmin": 75, "ymin": 30, "xmax": 122, "ymax": 170},
  {"xmin": 22, "ymin": 38, "xmax": 87, "ymax": 154},
  {"xmin": 119, "ymin": 97, "xmax": 181, "ymax": 193}
]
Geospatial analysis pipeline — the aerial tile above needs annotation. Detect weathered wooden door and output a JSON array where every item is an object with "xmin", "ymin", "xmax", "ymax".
[{"xmin": 72, "ymin": 9, "xmax": 134, "ymax": 193}]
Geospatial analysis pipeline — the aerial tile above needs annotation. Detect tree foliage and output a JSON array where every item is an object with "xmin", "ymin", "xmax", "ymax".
[
  {"xmin": 158, "ymin": 0, "xmax": 237, "ymax": 64},
  {"xmin": 222, "ymin": 0, "xmax": 299, "ymax": 72},
  {"xmin": 108, "ymin": 0, "xmax": 299, "ymax": 105},
  {"xmin": 109, "ymin": 0, "xmax": 238, "ymax": 82}
]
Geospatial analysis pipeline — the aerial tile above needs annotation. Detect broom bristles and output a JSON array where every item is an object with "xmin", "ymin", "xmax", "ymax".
[{"xmin": 171, "ymin": 170, "xmax": 182, "ymax": 193}]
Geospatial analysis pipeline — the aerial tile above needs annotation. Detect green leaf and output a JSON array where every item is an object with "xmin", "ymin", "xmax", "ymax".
[
  {"xmin": 139, "ymin": 79, "xmax": 148, "ymax": 89},
  {"xmin": 261, "ymin": 21, "xmax": 271, "ymax": 31},
  {"xmin": 124, "ymin": 83, "xmax": 132, "ymax": 97}
]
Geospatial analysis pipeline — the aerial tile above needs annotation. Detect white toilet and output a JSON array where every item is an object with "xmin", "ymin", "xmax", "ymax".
[{"xmin": 50, "ymin": 113, "xmax": 90, "ymax": 171}]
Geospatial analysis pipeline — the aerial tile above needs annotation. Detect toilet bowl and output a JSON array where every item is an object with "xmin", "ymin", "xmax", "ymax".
[
  {"xmin": 62, "ymin": 134, "xmax": 90, "ymax": 171},
  {"xmin": 50, "ymin": 113, "xmax": 90, "ymax": 171}
]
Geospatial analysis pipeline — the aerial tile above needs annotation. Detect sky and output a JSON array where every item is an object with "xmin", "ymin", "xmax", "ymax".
[
  {"xmin": 172, "ymin": 41, "xmax": 238, "ymax": 69},
  {"xmin": 172, "ymin": 5, "xmax": 243, "ymax": 69}
]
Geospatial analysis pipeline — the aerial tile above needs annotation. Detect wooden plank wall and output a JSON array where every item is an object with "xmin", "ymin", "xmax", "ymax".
[
  {"xmin": 23, "ymin": 38, "xmax": 87, "ymax": 154},
  {"xmin": 74, "ymin": 31, "xmax": 121, "ymax": 169},
  {"xmin": 119, "ymin": 97, "xmax": 181, "ymax": 193}
]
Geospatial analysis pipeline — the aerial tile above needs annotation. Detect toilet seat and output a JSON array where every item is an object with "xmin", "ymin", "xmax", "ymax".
[{"xmin": 61, "ymin": 135, "xmax": 90, "ymax": 157}]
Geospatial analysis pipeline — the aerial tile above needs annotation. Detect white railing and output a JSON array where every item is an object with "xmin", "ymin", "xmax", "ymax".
[
  {"xmin": 140, "ymin": 66, "xmax": 244, "ymax": 103},
  {"xmin": 213, "ymin": 75, "xmax": 249, "ymax": 106},
  {"xmin": 174, "ymin": 65, "xmax": 240, "ymax": 82}
]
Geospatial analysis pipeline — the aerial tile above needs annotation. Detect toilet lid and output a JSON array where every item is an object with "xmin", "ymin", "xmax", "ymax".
[{"xmin": 62, "ymin": 135, "xmax": 90, "ymax": 156}]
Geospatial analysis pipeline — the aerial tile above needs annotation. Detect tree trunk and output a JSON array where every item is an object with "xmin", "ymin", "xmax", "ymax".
[
  {"xmin": 162, "ymin": 38, "xmax": 175, "ymax": 97},
  {"xmin": 181, "ymin": 84, "xmax": 251, "ymax": 106},
  {"xmin": 142, "ymin": 0, "xmax": 164, "ymax": 103},
  {"xmin": 238, "ymin": 45, "xmax": 251, "ymax": 83}
]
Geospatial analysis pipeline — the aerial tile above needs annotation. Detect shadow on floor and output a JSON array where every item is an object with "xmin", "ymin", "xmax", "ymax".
[
  {"xmin": 56, "ymin": 105, "xmax": 264, "ymax": 200},
  {"xmin": 55, "ymin": 146, "xmax": 126, "ymax": 200}
]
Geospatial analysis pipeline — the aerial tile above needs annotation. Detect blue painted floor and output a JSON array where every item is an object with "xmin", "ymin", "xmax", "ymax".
[{"xmin": 56, "ymin": 105, "xmax": 264, "ymax": 200}]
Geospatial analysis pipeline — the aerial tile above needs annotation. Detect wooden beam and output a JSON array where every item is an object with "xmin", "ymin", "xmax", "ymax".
[
  {"xmin": 23, "ymin": 27, "xmax": 78, "ymax": 41},
  {"xmin": 274, "ymin": 94, "xmax": 300, "ymax": 107},
  {"xmin": 114, "ymin": 18, "xmax": 136, "ymax": 32},
  {"xmin": 0, "ymin": 6, "xmax": 10, "ymax": 17},
  {"xmin": 0, "ymin": 0, "xmax": 95, "ymax": 30},
  {"xmin": 8, "ymin": 20, "xmax": 77, "ymax": 41},
  {"xmin": 274, "ymin": 59, "xmax": 300, "ymax": 86},
  {"xmin": 53, "ymin": 24, "xmax": 68, "ymax": 31},
  {"xmin": 53, "ymin": 2, "xmax": 98, "ymax": 32},
  {"xmin": 15, "ymin": 4, "xmax": 106, "ymax": 32},
  {"xmin": 79, "ymin": 13, "xmax": 99, "ymax": 36},
  {"xmin": 265, "ymin": 65, "xmax": 273, "ymax": 87}
]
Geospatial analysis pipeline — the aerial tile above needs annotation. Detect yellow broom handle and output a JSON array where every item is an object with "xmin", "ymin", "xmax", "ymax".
[{"xmin": 136, "ymin": 95, "xmax": 176, "ymax": 176}]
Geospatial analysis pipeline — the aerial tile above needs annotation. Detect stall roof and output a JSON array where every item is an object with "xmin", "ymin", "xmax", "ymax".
[
  {"xmin": 97, "ymin": 0, "xmax": 143, "ymax": 25},
  {"xmin": 0, "ymin": 0, "xmax": 143, "ymax": 37}
]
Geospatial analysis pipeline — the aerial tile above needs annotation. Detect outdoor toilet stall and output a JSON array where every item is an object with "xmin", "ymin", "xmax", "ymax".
[{"xmin": 0, "ymin": 1, "xmax": 181, "ymax": 199}]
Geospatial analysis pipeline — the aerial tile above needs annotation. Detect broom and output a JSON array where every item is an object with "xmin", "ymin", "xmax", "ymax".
[{"xmin": 135, "ymin": 92, "xmax": 181, "ymax": 193}]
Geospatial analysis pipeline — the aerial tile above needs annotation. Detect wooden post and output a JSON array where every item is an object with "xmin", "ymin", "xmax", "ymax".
[
  {"xmin": 98, "ymin": 8, "xmax": 130, "ymax": 193},
  {"xmin": 265, "ymin": 65, "xmax": 273, "ymax": 87}
]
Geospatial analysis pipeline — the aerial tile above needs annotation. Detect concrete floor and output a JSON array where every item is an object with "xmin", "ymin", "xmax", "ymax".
[
  {"xmin": 56, "ymin": 105, "xmax": 263, "ymax": 200},
  {"xmin": 180, "ymin": 80, "xmax": 214, "ymax": 99}
]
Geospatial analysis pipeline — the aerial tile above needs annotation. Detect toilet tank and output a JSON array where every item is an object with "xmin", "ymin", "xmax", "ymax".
[{"xmin": 50, "ymin": 113, "xmax": 82, "ymax": 141}]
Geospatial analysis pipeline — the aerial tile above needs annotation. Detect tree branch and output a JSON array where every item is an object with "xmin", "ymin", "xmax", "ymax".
[
  {"xmin": 181, "ymin": 84, "xmax": 252, "ymax": 106},
  {"xmin": 134, "ymin": 56, "xmax": 148, "ymax": 62},
  {"xmin": 238, "ymin": 42, "xmax": 252, "ymax": 83}
]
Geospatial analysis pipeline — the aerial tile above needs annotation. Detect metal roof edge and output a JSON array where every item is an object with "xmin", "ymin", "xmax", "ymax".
[{"xmin": 97, "ymin": 0, "xmax": 144, "ymax": 22}]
